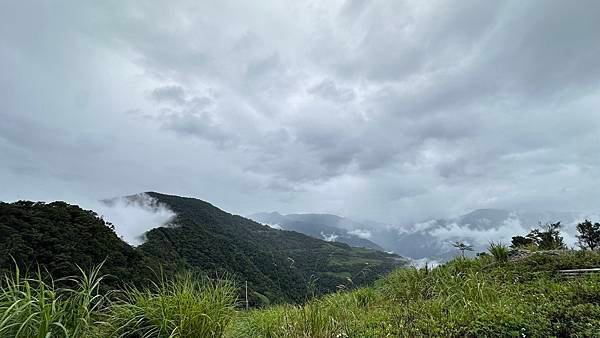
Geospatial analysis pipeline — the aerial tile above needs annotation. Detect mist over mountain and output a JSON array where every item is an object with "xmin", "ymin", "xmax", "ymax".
[
  {"xmin": 249, "ymin": 212, "xmax": 384, "ymax": 251},
  {"xmin": 3, "ymin": 0, "xmax": 600, "ymax": 335},
  {"xmin": 252, "ymin": 208, "xmax": 599, "ymax": 262},
  {"xmin": 0, "ymin": 200, "xmax": 150, "ymax": 286},
  {"xmin": 97, "ymin": 193, "xmax": 176, "ymax": 246},
  {"xmin": 383, "ymin": 209, "xmax": 592, "ymax": 261}
]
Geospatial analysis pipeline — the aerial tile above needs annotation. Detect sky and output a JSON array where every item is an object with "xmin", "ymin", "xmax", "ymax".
[{"xmin": 2, "ymin": 0, "xmax": 600, "ymax": 224}]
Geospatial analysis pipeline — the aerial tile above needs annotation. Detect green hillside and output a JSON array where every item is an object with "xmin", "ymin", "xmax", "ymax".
[
  {"xmin": 139, "ymin": 192, "xmax": 406, "ymax": 305},
  {"xmin": 0, "ymin": 200, "xmax": 149, "ymax": 287},
  {"xmin": 1, "ymin": 246, "xmax": 599, "ymax": 337},
  {"xmin": 230, "ymin": 250, "xmax": 600, "ymax": 337}
]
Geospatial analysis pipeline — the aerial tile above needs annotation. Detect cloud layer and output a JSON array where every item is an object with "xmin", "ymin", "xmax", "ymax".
[{"xmin": 2, "ymin": 1, "xmax": 600, "ymax": 224}]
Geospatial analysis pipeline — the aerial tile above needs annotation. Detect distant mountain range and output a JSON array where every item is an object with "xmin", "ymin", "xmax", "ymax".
[
  {"xmin": 249, "ymin": 212, "xmax": 385, "ymax": 251},
  {"xmin": 250, "ymin": 209, "xmax": 596, "ymax": 262}
]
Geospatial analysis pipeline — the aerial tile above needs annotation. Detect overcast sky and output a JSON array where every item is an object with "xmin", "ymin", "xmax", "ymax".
[{"xmin": 2, "ymin": 0, "xmax": 600, "ymax": 224}]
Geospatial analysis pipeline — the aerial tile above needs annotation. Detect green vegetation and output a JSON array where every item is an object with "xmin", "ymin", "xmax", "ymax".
[
  {"xmin": 0, "ymin": 264, "xmax": 105, "ymax": 337},
  {"xmin": 488, "ymin": 242, "xmax": 509, "ymax": 262},
  {"xmin": 105, "ymin": 272, "xmax": 237, "ymax": 337},
  {"xmin": 139, "ymin": 192, "xmax": 405, "ymax": 305},
  {"xmin": 452, "ymin": 241, "xmax": 474, "ymax": 257},
  {"xmin": 511, "ymin": 222, "xmax": 566, "ymax": 250},
  {"xmin": 0, "ymin": 201, "xmax": 149, "ymax": 287},
  {"xmin": 3, "ymin": 195, "xmax": 600, "ymax": 336},
  {"xmin": 577, "ymin": 220, "xmax": 600, "ymax": 250},
  {"xmin": 0, "ymin": 194, "xmax": 405, "ymax": 307},
  {"xmin": 0, "ymin": 264, "xmax": 238, "ymax": 337},
  {"xmin": 231, "ymin": 251, "xmax": 600, "ymax": 337},
  {"xmin": 2, "ymin": 251, "xmax": 600, "ymax": 337}
]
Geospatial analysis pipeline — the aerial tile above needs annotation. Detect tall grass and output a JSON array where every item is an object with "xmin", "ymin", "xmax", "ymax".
[
  {"xmin": 3, "ymin": 252, "xmax": 600, "ymax": 337},
  {"xmin": 230, "ymin": 288, "xmax": 379, "ymax": 337},
  {"xmin": 230, "ymin": 253, "xmax": 600, "ymax": 337},
  {"xmin": 0, "ymin": 264, "xmax": 238, "ymax": 338},
  {"xmin": 0, "ymin": 264, "xmax": 106, "ymax": 337},
  {"xmin": 105, "ymin": 272, "xmax": 238, "ymax": 337}
]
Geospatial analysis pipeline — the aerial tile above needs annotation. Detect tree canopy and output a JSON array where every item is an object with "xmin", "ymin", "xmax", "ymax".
[
  {"xmin": 511, "ymin": 222, "xmax": 566, "ymax": 250},
  {"xmin": 576, "ymin": 220, "xmax": 600, "ymax": 250}
]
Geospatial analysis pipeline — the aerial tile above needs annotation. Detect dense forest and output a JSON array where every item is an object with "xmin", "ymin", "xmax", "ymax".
[{"xmin": 0, "ymin": 201, "xmax": 150, "ymax": 286}]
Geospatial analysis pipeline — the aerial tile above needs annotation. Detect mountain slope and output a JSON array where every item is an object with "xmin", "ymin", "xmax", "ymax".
[
  {"xmin": 249, "ymin": 212, "xmax": 385, "ymax": 251},
  {"xmin": 139, "ymin": 193, "xmax": 406, "ymax": 305},
  {"xmin": 0, "ymin": 201, "xmax": 148, "ymax": 286},
  {"xmin": 231, "ymin": 250, "xmax": 600, "ymax": 337},
  {"xmin": 0, "ymin": 193, "xmax": 407, "ymax": 306}
]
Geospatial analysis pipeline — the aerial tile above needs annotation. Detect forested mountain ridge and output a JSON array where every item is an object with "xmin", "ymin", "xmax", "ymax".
[
  {"xmin": 0, "ymin": 193, "xmax": 407, "ymax": 306},
  {"xmin": 0, "ymin": 200, "xmax": 150, "ymax": 286}
]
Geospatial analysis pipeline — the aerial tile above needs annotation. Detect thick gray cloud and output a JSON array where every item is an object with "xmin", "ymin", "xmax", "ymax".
[{"xmin": 2, "ymin": 0, "xmax": 600, "ymax": 224}]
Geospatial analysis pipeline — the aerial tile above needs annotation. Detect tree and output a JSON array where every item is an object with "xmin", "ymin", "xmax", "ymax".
[
  {"xmin": 535, "ymin": 222, "xmax": 566, "ymax": 250},
  {"xmin": 511, "ymin": 235, "xmax": 534, "ymax": 248},
  {"xmin": 576, "ymin": 220, "xmax": 600, "ymax": 250},
  {"xmin": 510, "ymin": 222, "xmax": 566, "ymax": 250},
  {"xmin": 453, "ymin": 241, "xmax": 473, "ymax": 258}
]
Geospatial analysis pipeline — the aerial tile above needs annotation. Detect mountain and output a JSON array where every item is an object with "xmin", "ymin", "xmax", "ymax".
[
  {"xmin": 138, "ymin": 193, "xmax": 406, "ymax": 305},
  {"xmin": 249, "ymin": 212, "xmax": 385, "ymax": 251},
  {"xmin": 0, "ymin": 193, "xmax": 407, "ymax": 306},
  {"xmin": 250, "ymin": 209, "xmax": 596, "ymax": 263},
  {"xmin": 0, "ymin": 200, "xmax": 149, "ymax": 286}
]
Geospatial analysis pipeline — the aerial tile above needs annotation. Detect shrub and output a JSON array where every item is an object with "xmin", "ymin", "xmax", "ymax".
[{"xmin": 488, "ymin": 242, "xmax": 509, "ymax": 263}]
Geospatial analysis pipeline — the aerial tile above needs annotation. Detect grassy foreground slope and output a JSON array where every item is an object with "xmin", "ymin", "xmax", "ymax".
[
  {"xmin": 1, "ymin": 250, "xmax": 599, "ymax": 337},
  {"xmin": 230, "ymin": 250, "xmax": 600, "ymax": 337}
]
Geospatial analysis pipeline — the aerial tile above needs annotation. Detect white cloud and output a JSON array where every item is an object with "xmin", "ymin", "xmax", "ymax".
[
  {"xmin": 321, "ymin": 232, "xmax": 339, "ymax": 242},
  {"xmin": 265, "ymin": 223, "xmax": 283, "ymax": 230},
  {"xmin": 348, "ymin": 229, "xmax": 372, "ymax": 239},
  {"xmin": 429, "ymin": 218, "xmax": 527, "ymax": 246},
  {"xmin": 94, "ymin": 194, "xmax": 175, "ymax": 246}
]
